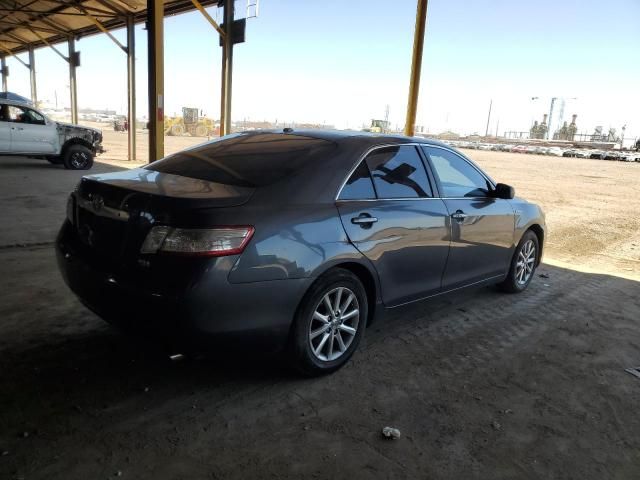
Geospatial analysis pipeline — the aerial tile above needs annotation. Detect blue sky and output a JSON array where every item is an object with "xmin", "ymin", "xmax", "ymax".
[{"xmin": 4, "ymin": 0, "xmax": 640, "ymax": 138}]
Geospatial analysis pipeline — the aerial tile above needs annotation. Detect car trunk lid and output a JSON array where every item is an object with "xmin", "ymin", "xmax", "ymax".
[{"xmin": 72, "ymin": 169, "xmax": 254, "ymax": 263}]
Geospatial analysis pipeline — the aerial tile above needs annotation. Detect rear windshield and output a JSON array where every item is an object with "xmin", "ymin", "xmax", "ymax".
[{"xmin": 146, "ymin": 133, "xmax": 337, "ymax": 188}]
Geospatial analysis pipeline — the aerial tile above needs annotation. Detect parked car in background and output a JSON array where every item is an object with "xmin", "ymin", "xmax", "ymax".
[
  {"xmin": 0, "ymin": 98, "xmax": 104, "ymax": 169},
  {"xmin": 57, "ymin": 130, "xmax": 546, "ymax": 374},
  {"xmin": 546, "ymin": 147, "xmax": 564, "ymax": 157}
]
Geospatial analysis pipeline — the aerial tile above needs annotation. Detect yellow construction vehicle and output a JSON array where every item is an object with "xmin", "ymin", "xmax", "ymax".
[
  {"xmin": 364, "ymin": 119, "xmax": 389, "ymax": 134},
  {"xmin": 165, "ymin": 107, "xmax": 218, "ymax": 137}
]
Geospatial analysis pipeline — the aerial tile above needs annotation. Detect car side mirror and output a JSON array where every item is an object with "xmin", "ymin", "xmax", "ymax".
[{"xmin": 492, "ymin": 183, "xmax": 515, "ymax": 199}]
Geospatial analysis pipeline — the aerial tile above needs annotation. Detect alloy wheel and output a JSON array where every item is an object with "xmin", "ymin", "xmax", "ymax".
[
  {"xmin": 70, "ymin": 151, "xmax": 89, "ymax": 169},
  {"xmin": 516, "ymin": 239, "xmax": 536, "ymax": 286},
  {"xmin": 309, "ymin": 287, "xmax": 360, "ymax": 362}
]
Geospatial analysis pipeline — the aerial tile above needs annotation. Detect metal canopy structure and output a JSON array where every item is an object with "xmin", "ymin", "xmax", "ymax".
[
  {"xmin": 0, "ymin": 0, "xmax": 223, "ymax": 162},
  {"xmin": 0, "ymin": 1, "xmax": 428, "ymax": 163},
  {"xmin": 0, "ymin": 0, "xmax": 219, "ymax": 55}
]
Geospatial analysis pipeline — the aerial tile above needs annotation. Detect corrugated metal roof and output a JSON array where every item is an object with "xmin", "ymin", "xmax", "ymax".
[{"xmin": 0, "ymin": 0, "xmax": 220, "ymax": 56}]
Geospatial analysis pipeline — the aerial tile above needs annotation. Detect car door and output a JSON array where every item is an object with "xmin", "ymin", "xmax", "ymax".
[
  {"xmin": 336, "ymin": 144, "xmax": 450, "ymax": 307},
  {"xmin": 0, "ymin": 106, "xmax": 10, "ymax": 152},
  {"xmin": 7, "ymin": 105, "xmax": 57, "ymax": 154},
  {"xmin": 422, "ymin": 145, "xmax": 515, "ymax": 290}
]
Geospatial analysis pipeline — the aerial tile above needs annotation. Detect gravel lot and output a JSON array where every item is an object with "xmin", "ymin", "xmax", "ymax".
[{"xmin": 1, "ymin": 142, "xmax": 639, "ymax": 479}]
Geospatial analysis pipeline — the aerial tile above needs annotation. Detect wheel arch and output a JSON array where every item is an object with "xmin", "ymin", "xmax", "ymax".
[
  {"xmin": 62, "ymin": 137, "xmax": 94, "ymax": 156},
  {"xmin": 332, "ymin": 262, "xmax": 378, "ymax": 326},
  {"xmin": 304, "ymin": 260, "xmax": 381, "ymax": 327},
  {"xmin": 526, "ymin": 223, "xmax": 545, "ymax": 266}
]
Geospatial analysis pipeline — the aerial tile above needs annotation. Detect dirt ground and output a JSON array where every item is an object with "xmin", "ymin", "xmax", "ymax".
[{"xmin": 1, "ymin": 142, "xmax": 639, "ymax": 479}]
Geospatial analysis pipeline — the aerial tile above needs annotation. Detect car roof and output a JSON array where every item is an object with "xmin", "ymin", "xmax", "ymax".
[
  {"xmin": 0, "ymin": 98, "xmax": 36, "ymax": 108},
  {"xmin": 203, "ymin": 129, "xmax": 456, "ymax": 205},
  {"xmin": 239, "ymin": 128, "xmax": 450, "ymax": 148}
]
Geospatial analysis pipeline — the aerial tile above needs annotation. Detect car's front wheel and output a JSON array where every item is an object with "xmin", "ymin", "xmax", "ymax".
[
  {"xmin": 498, "ymin": 230, "xmax": 540, "ymax": 293},
  {"xmin": 63, "ymin": 144, "xmax": 94, "ymax": 170},
  {"xmin": 289, "ymin": 269, "xmax": 367, "ymax": 376}
]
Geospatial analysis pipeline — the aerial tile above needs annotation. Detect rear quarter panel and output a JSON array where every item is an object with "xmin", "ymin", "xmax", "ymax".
[{"xmin": 227, "ymin": 203, "xmax": 379, "ymax": 285}]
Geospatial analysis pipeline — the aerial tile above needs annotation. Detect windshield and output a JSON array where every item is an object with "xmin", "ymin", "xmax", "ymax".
[{"xmin": 146, "ymin": 133, "xmax": 337, "ymax": 188}]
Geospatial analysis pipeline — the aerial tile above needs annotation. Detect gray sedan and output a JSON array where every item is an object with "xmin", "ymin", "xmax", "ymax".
[{"xmin": 56, "ymin": 130, "xmax": 545, "ymax": 375}]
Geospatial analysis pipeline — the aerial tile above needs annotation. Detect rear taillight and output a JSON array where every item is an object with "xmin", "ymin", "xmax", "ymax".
[{"xmin": 140, "ymin": 226, "xmax": 254, "ymax": 257}]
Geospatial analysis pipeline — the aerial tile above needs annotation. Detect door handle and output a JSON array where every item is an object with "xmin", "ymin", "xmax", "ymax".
[
  {"xmin": 451, "ymin": 210, "xmax": 467, "ymax": 221},
  {"xmin": 351, "ymin": 214, "xmax": 378, "ymax": 225},
  {"xmin": 12, "ymin": 127, "xmax": 24, "ymax": 131}
]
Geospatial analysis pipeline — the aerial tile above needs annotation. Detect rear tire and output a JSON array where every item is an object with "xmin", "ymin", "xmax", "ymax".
[
  {"xmin": 498, "ymin": 230, "xmax": 540, "ymax": 293},
  {"xmin": 63, "ymin": 145, "xmax": 94, "ymax": 170},
  {"xmin": 289, "ymin": 269, "xmax": 367, "ymax": 376},
  {"xmin": 171, "ymin": 124, "xmax": 185, "ymax": 136},
  {"xmin": 195, "ymin": 124, "xmax": 208, "ymax": 137}
]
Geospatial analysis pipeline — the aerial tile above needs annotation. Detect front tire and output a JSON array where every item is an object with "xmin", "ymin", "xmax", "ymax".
[
  {"xmin": 498, "ymin": 230, "xmax": 540, "ymax": 293},
  {"xmin": 63, "ymin": 145, "xmax": 94, "ymax": 170},
  {"xmin": 289, "ymin": 269, "xmax": 368, "ymax": 376}
]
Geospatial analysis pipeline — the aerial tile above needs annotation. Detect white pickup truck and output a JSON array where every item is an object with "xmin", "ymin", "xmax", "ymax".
[{"xmin": 0, "ymin": 97, "xmax": 104, "ymax": 170}]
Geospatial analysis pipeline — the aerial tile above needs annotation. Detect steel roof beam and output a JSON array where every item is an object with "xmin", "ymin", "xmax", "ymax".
[
  {"xmin": 190, "ymin": 0, "xmax": 225, "ymax": 38},
  {"xmin": 93, "ymin": 0, "xmax": 130, "ymax": 16},
  {"xmin": 0, "ymin": 43, "xmax": 30, "ymax": 68},
  {"xmin": 43, "ymin": 0, "xmax": 121, "ymax": 17},
  {"xmin": 0, "ymin": 8, "xmax": 96, "ymax": 17},
  {"xmin": 29, "ymin": 27, "xmax": 69, "ymax": 62},
  {"xmin": 0, "ymin": 20, "xmax": 66, "ymax": 36},
  {"xmin": 72, "ymin": 3, "xmax": 127, "ymax": 52}
]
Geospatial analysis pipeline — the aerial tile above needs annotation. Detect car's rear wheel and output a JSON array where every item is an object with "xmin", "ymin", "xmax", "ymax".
[
  {"xmin": 63, "ymin": 145, "xmax": 94, "ymax": 170},
  {"xmin": 289, "ymin": 269, "xmax": 367, "ymax": 376},
  {"xmin": 498, "ymin": 230, "xmax": 540, "ymax": 293}
]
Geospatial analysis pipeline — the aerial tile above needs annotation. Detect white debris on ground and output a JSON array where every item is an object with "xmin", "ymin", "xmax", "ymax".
[{"xmin": 381, "ymin": 427, "xmax": 401, "ymax": 440}]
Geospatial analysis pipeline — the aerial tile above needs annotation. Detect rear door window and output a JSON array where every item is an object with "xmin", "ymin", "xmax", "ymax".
[
  {"xmin": 338, "ymin": 161, "xmax": 376, "ymax": 200},
  {"xmin": 365, "ymin": 145, "xmax": 433, "ymax": 199}
]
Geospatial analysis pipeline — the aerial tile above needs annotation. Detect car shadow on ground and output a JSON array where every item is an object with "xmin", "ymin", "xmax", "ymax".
[
  {"xmin": 0, "ymin": 275, "xmax": 496, "ymax": 412},
  {"xmin": 1, "ymin": 211, "xmax": 639, "ymax": 477},
  {"xmin": 1, "ymin": 263, "xmax": 638, "ymax": 423}
]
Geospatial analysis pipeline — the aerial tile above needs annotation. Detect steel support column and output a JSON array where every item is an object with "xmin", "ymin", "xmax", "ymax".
[
  {"xmin": 68, "ymin": 37, "xmax": 78, "ymax": 124},
  {"xmin": 1, "ymin": 56, "xmax": 7, "ymax": 92},
  {"xmin": 28, "ymin": 47, "xmax": 37, "ymax": 104},
  {"xmin": 147, "ymin": 0, "xmax": 164, "ymax": 161},
  {"xmin": 126, "ymin": 16, "xmax": 136, "ymax": 161},
  {"xmin": 219, "ymin": 0, "xmax": 234, "ymax": 136},
  {"xmin": 404, "ymin": 0, "xmax": 428, "ymax": 137}
]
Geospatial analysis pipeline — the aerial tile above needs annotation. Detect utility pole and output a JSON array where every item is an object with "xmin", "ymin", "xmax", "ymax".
[
  {"xmin": 484, "ymin": 99, "xmax": 492, "ymax": 137},
  {"xmin": 404, "ymin": 0, "xmax": 428, "ymax": 137},
  {"xmin": 126, "ymin": 16, "xmax": 136, "ymax": 161},
  {"xmin": 68, "ymin": 37, "xmax": 79, "ymax": 124},
  {"xmin": 28, "ymin": 47, "xmax": 37, "ymax": 104},
  {"xmin": 547, "ymin": 97, "xmax": 557, "ymax": 140},
  {"xmin": 0, "ymin": 56, "xmax": 7, "ymax": 92},
  {"xmin": 220, "ymin": 0, "xmax": 234, "ymax": 136},
  {"xmin": 147, "ymin": 0, "xmax": 165, "ymax": 161}
]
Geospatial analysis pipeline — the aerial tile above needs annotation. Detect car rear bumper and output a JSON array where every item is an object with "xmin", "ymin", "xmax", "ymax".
[{"xmin": 56, "ymin": 221, "xmax": 308, "ymax": 353}]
